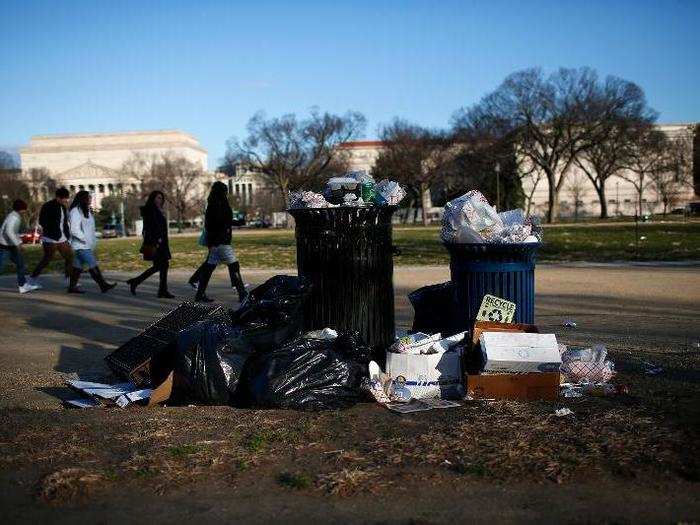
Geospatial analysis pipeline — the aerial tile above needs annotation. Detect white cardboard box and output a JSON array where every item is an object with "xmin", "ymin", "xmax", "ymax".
[
  {"xmin": 386, "ymin": 347, "xmax": 463, "ymax": 400},
  {"xmin": 480, "ymin": 332, "xmax": 561, "ymax": 373}
]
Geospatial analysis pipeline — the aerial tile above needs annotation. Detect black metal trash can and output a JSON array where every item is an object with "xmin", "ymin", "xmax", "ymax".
[
  {"xmin": 444, "ymin": 242, "xmax": 541, "ymax": 331},
  {"xmin": 289, "ymin": 206, "xmax": 398, "ymax": 353}
]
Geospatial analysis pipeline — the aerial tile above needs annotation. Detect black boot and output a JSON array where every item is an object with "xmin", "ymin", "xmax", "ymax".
[
  {"xmin": 127, "ymin": 266, "xmax": 157, "ymax": 296},
  {"xmin": 89, "ymin": 266, "xmax": 117, "ymax": 293},
  {"xmin": 195, "ymin": 263, "xmax": 216, "ymax": 302},
  {"xmin": 68, "ymin": 268, "xmax": 85, "ymax": 294},
  {"xmin": 188, "ymin": 261, "xmax": 207, "ymax": 290},
  {"xmin": 157, "ymin": 264, "xmax": 175, "ymax": 298},
  {"xmin": 227, "ymin": 262, "xmax": 248, "ymax": 303}
]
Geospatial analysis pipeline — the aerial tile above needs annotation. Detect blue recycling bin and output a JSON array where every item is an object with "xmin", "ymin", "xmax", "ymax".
[{"xmin": 444, "ymin": 242, "xmax": 541, "ymax": 331}]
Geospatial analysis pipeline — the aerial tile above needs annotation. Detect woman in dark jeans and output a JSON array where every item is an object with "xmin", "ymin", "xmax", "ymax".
[{"xmin": 126, "ymin": 190, "xmax": 175, "ymax": 298}]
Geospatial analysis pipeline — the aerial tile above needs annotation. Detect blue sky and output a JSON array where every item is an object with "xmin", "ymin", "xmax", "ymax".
[{"xmin": 1, "ymin": 0, "xmax": 699, "ymax": 169}]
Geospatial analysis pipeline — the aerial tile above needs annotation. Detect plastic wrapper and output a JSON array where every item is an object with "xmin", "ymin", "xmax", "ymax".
[
  {"xmin": 289, "ymin": 191, "xmax": 335, "ymax": 209},
  {"xmin": 560, "ymin": 344, "xmax": 615, "ymax": 383},
  {"xmin": 374, "ymin": 179, "xmax": 406, "ymax": 206},
  {"xmin": 244, "ymin": 331, "xmax": 372, "ymax": 410},
  {"xmin": 389, "ymin": 332, "xmax": 442, "ymax": 355},
  {"xmin": 229, "ymin": 275, "xmax": 312, "ymax": 353},
  {"xmin": 175, "ymin": 319, "xmax": 254, "ymax": 405},
  {"xmin": 441, "ymin": 191, "xmax": 543, "ymax": 244},
  {"xmin": 441, "ymin": 190, "xmax": 504, "ymax": 243}
]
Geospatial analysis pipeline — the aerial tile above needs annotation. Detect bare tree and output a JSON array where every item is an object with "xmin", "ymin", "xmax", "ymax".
[
  {"xmin": 24, "ymin": 167, "xmax": 57, "ymax": 226},
  {"xmin": 147, "ymin": 155, "xmax": 206, "ymax": 232},
  {"xmin": 372, "ymin": 119, "xmax": 457, "ymax": 225},
  {"xmin": 224, "ymin": 108, "xmax": 366, "ymax": 207},
  {"xmin": 620, "ymin": 128, "xmax": 668, "ymax": 216},
  {"xmin": 565, "ymin": 171, "xmax": 588, "ymax": 221},
  {"xmin": 572, "ymin": 77, "xmax": 656, "ymax": 218},
  {"xmin": 120, "ymin": 153, "xmax": 206, "ymax": 232},
  {"xmin": 648, "ymin": 134, "xmax": 693, "ymax": 215},
  {"xmin": 452, "ymin": 68, "xmax": 653, "ymax": 222}
]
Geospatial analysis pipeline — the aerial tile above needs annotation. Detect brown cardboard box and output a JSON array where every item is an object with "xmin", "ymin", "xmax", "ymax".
[{"xmin": 466, "ymin": 372, "xmax": 560, "ymax": 401}]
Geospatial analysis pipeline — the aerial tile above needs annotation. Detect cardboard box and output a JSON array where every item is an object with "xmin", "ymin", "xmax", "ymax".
[
  {"xmin": 465, "ymin": 321, "xmax": 540, "ymax": 375},
  {"xmin": 480, "ymin": 332, "xmax": 561, "ymax": 373},
  {"xmin": 467, "ymin": 372, "xmax": 560, "ymax": 401},
  {"xmin": 385, "ymin": 348, "xmax": 463, "ymax": 400}
]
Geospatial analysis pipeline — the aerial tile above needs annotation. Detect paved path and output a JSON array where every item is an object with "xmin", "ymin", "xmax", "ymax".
[{"xmin": 0, "ymin": 264, "xmax": 698, "ymax": 409}]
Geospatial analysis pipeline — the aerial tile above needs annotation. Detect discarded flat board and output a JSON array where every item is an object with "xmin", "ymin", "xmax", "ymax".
[
  {"xmin": 115, "ymin": 388, "xmax": 153, "ymax": 408},
  {"xmin": 65, "ymin": 398, "xmax": 101, "ymax": 409},
  {"xmin": 65, "ymin": 380, "xmax": 136, "ymax": 392},
  {"xmin": 82, "ymin": 386, "xmax": 137, "ymax": 400},
  {"xmin": 476, "ymin": 294, "xmax": 516, "ymax": 324}
]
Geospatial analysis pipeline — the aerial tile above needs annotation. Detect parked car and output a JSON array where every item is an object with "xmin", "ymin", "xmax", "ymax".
[
  {"xmin": 247, "ymin": 218, "xmax": 271, "ymax": 229},
  {"xmin": 20, "ymin": 230, "xmax": 41, "ymax": 244},
  {"xmin": 102, "ymin": 224, "xmax": 119, "ymax": 238},
  {"xmin": 685, "ymin": 202, "xmax": 700, "ymax": 217}
]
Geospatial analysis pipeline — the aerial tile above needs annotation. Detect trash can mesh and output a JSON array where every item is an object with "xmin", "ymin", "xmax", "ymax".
[
  {"xmin": 289, "ymin": 206, "xmax": 397, "ymax": 352},
  {"xmin": 444, "ymin": 242, "xmax": 541, "ymax": 330}
]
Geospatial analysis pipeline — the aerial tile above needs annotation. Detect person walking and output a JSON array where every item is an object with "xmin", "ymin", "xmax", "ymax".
[
  {"xmin": 194, "ymin": 181, "xmax": 248, "ymax": 303},
  {"xmin": 126, "ymin": 191, "xmax": 175, "ymax": 298},
  {"xmin": 67, "ymin": 190, "xmax": 116, "ymax": 294},
  {"xmin": 28, "ymin": 187, "xmax": 73, "ymax": 287},
  {"xmin": 0, "ymin": 199, "xmax": 40, "ymax": 294}
]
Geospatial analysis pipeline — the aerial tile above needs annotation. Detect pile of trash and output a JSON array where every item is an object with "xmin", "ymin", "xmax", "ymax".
[
  {"xmin": 289, "ymin": 173, "xmax": 406, "ymax": 209},
  {"xmin": 441, "ymin": 190, "xmax": 541, "ymax": 244},
  {"xmin": 67, "ymin": 276, "xmax": 372, "ymax": 411}
]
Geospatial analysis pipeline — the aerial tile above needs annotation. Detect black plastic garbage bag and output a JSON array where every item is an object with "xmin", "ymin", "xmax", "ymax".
[
  {"xmin": 245, "ymin": 331, "xmax": 371, "ymax": 410},
  {"xmin": 175, "ymin": 319, "xmax": 254, "ymax": 405},
  {"xmin": 408, "ymin": 281, "xmax": 458, "ymax": 336},
  {"xmin": 229, "ymin": 275, "xmax": 312, "ymax": 353}
]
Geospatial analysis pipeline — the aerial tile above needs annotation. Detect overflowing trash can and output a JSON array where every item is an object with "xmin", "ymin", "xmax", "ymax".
[
  {"xmin": 444, "ymin": 242, "xmax": 541, "ymax": 331},
  {"xmin": 289, "ymin": 206, "xmax": 398, "ymax": 354}
]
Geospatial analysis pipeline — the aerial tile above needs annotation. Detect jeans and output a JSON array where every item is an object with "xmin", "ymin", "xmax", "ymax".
[
  {"xmin": 207, "ymin": 244, "xmax": 237, "ymax": 265},
  {"xmin": 73, "ymin": 249, "xmax": 98, "ymax": 269},
  {"xmin": 0, "ymin": 245, "xmax": 27, "ymax": 286}
]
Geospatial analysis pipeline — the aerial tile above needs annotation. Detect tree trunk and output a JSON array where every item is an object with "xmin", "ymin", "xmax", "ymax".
[
  {"xmin": 597, "ymin": 184, "xmax": 608, "ymax": 219},
  {"xmin": 546, "ymin": 174, "xmax": 559, "ymax": 223},
  {"xmin": 420, "ymin": 183, "xmax": 432, "ymax": 226}
]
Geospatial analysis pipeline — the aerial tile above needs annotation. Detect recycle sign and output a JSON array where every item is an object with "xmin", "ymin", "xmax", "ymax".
[{"xmin": 475, "ymin": 294, "xmax": 517, "ymax": 324}]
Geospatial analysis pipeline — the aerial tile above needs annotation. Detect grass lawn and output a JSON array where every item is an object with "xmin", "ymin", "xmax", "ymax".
[{"xmin": 5, "ymin": 221, "xmax": 700, "ymax": 274}]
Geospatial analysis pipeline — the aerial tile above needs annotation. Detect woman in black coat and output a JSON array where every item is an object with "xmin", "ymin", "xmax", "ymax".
[
  {"xmin": 126, "ymin": 191, "xmax": 174, "ymax": 298},
  {"xmin": 194, "ymin": 181, "xmax": 247, "ymax": 303}
]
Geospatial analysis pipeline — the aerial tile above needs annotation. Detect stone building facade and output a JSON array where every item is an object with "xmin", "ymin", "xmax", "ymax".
[{"xmin": 19, "ymin": 130, "xmax": 209, "ymax": 209}]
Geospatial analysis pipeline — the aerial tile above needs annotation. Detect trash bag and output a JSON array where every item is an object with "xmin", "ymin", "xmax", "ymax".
[
  {"xmin": 245, "ymin": 331, "xmax": 371, "ymax": 410},
  {"xmin": 408, "ymin": 282, "xmax": 458, "ymax": 336},
  {"xmin": 229, "ymin": 275, "xmax": 312, "ymax": 353},
  {"xmin": 174, "ymin": 319, "xmax": 254, "ymax": 405}
]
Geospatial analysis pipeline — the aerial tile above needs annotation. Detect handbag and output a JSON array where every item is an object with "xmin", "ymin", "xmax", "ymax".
[
  {"xmin": 141, "ymin": 243, "xmax": 157, "ymax": 261},
  {"xmin": 197, "ymin": 229, "xmax": 207, "ymax": 247}
]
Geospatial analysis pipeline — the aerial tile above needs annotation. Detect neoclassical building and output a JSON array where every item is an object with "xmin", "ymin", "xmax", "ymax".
[{"xmin": 19, "ymin": 130, "xmax": 209, "ymax": 208}]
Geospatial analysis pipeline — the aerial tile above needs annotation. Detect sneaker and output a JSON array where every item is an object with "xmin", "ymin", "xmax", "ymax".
[{"xmin": 19, "ymin": 283, "xmax": 40, "ymax": 294}]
